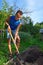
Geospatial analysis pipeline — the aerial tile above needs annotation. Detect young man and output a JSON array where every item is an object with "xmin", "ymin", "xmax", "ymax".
[{"xmin": 5, "ymin": 10, "xmax": 23, "ymax": 57}]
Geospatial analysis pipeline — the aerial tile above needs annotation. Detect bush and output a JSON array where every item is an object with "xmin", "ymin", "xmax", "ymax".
[{"xmin": 19, "ymin": 32, "xmax": 32, "ymax": 43}]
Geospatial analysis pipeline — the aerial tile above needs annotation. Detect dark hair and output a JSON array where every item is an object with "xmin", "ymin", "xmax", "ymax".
[{"xmin": 16, "ymin": 10, "xmax": 23, "ymax": 15}]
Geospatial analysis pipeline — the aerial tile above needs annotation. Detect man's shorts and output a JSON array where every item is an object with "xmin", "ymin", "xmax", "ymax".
[{"xmin": 6, "ymin": 30, "xmax": 16, "ymax": 39}]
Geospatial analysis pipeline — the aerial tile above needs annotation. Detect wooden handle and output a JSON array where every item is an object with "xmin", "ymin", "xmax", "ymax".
[{"xmin": 9, "ymin": 32, "xmax": 19, "ymax": 54}]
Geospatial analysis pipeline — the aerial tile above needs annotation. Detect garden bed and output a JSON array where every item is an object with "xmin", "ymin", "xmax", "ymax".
[{"xmin": 4, "ymin": 45, "xmax": 43, "ymax": 65}]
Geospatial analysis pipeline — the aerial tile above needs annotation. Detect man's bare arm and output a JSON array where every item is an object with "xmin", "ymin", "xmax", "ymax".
[
  {"xmin": 5, "ymin": 16, "xmax": 11, "ymax": 33},
  {"xmin": 14, "ymin": 24, "xmax": 22, "ymax": 40},
  {"xmin": 5, "ymin": 16, "xmax": 10, "ymax": 26},
  {"xmin": 16, "ymin": 24, "xmax": 22, "ymax": 35}
]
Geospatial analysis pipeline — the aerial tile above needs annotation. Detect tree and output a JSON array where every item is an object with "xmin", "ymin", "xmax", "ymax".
[
  {"xmin": 20, "ymin": 16, "xmax": 33, "ymax": 33},
  {"xmin": 40, "ymin": 22, "xmax": 43, "ymax": 28},
  {"xmin": 0, "ymin": 0, "xmax": 14, "ymax": 29}
]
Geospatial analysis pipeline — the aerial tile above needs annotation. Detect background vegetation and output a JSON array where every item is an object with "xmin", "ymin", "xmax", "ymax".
[{"xmin": 0, "ymin": 0, "xmax": 43, "ymax": 65}]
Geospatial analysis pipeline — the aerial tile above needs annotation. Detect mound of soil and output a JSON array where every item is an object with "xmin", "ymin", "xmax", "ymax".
[
  {"xmin": 20, "ymin": 46, "xmax": 43, "ymax": 65},
  {"xmin": 6, "ymin": 46, "xmax": 43, "ymax": 65}
]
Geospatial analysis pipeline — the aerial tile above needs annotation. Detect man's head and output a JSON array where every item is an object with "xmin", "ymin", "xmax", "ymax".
[{"xmin": 15, "ymin": 10, "xmax": 23, "ymax": 20}]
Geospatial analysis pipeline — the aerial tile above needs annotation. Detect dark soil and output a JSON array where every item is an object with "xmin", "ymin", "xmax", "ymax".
[
  {"xmin": 6, "ymin": 46, "xmax": 43, "ymax": 65},
  {"xmin": 16, "ymin": 46, "xmax": 43, "ymax": 65}
]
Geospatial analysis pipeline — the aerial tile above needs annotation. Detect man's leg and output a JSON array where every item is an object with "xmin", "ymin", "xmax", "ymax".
[
  {"xmin": 7, "ymin": 38, "xmax": 12, "ymax": 55},
  {"xmin": 16, "ymin": 35, "xmax": 20, "ymax": 50},
  {"xmin": 7, "ymin": 30, "xmax": 12, "ymax": 55},
  {"xmin": 13, "ymin": 35, "xmax": 20, "ymax": 53}
]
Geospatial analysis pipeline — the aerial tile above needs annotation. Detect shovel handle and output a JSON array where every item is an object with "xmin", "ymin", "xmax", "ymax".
[{"xmin": 10, "ymin": 32, "xmax": 19, "ymax": 54}]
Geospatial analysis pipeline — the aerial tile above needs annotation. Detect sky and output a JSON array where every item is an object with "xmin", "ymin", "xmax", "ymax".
[
  {"xmin": 0, "ymin": 0, "xmax": 43, "ymax": 25},
  {"xmin": 0, "ymin": 0, "xmax": 2, "ymax": 10}
]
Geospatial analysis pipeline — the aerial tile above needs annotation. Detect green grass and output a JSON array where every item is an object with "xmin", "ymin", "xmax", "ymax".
[{"xmin": 0, "ymin": 32, "xmax": 43, "ymax": 65}]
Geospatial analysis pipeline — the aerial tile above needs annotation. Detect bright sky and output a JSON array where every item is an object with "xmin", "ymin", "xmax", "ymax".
[
  {"xmin": 0, "ymin": 0, "xmax": 2, "ymax": 10},
  {"xmin": 0, "ymin": 0, "xmax": 43, "ymax": 24}
]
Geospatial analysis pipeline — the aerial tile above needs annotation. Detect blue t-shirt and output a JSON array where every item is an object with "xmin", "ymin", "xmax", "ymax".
[{"xmin": 9, "ymin": 16, "xmax": 20, "ymax": 30}]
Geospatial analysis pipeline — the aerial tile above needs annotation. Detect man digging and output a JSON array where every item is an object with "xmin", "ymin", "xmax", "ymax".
[{"xmin": 5, "ymin": 10, "xmax": 23, "ymax": 59}]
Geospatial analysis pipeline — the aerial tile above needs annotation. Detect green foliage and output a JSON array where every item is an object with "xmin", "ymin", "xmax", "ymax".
[
  {"xmin": 31, "ymin": 26, "xmax": 40, "ymax": 37},
  {"xmin": 20, "ymin": 19, "xmax": 43, "ymax": 38},
  {"xmin": 20, "ymin": 18, "xmax": 33, "ymax": 33},
  {"xmin": 0, "ymin": 11, "xmax": 8, "ymax": 29},
  {"xmin": 0, "ymin": 0, "xmax": 14, "ymax": 29},
  {"xmin": 20, "ymin": 24, "xmax": 29, "ymax": 32},
  {"xmin": 2, "ymin": 0, "xmax": 8, "ymax": 12},
  {"xmin": 19, "ymin": 32, "xmax": 32, "ymax": 42},
  {"xmin": 21, "ymin": 16, "xmax": 30, "ymax": 24},
  {"xmin": 40, "ymin": 22, "xmax": 43, "ymax": 28},
  {"xmin": 0, "ymin": 32, "xmax": 43, "ymax": 64},
  {"xmin": 0, "ymin": 0, "xmax": 43, "ymax": 64}
]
